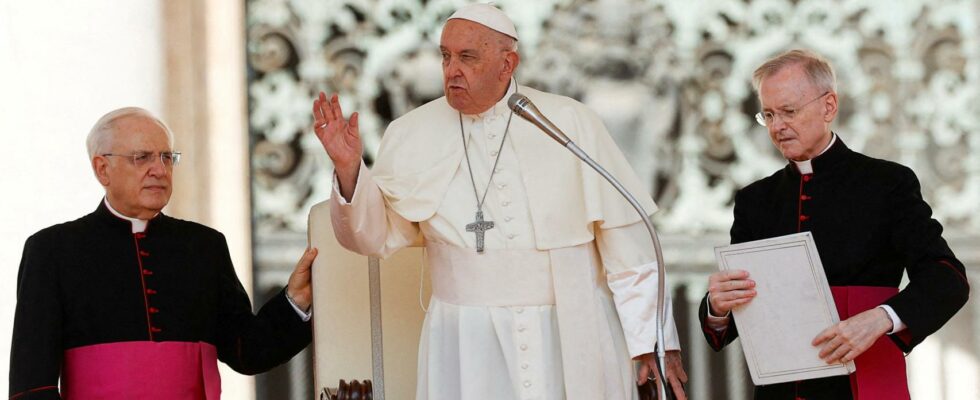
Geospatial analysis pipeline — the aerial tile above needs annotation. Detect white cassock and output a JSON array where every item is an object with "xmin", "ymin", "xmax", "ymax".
[{"xmin": 329, "ymin": 82, "xmax": 680, "ymax": 400}]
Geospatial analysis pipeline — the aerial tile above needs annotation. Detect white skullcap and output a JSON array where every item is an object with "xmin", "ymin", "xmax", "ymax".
[{"xmin": 448, "ymin": 3, "xmax": 519, "ymax": 41}]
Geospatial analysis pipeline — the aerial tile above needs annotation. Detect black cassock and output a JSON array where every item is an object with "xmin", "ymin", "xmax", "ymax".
[
  {"xmin": 10, "ymin": 202, "xmax": 312, "ymax": 399},
  {"xmin": 698, "ymin": 137, "xmax": 969, "ymax": 400}
]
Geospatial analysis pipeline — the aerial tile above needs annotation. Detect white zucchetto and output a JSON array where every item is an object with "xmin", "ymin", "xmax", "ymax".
[{"xmin": 447, "ymin": 3, "xmax": 519, "ymax": 41}]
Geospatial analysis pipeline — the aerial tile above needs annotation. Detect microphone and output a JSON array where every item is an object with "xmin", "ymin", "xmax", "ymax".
[
  {"xmin": 508, "ymin": 92, "xmax": 671, "ymax": 400},
  {"xmin": 507, "ymin": 93, "xmax": 571, "ymax": 146}
]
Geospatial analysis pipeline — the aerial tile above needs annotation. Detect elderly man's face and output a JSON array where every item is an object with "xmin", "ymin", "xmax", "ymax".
[
  {"xmin": 94, "ymin": 116, "xmax": 174, "ymax": 219},
  {"xmin": 440, "ymin": 19, "xmax": 516, "ymax": 114},
  {"xmin": 758, "ymin": 64, "xmax": 837, "ymax": 161}
]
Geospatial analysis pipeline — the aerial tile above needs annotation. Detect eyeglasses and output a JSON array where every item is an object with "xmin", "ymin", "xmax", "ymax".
[
  {"xmin": 102, "ymin": 151, "xmax": 182, "ymax": 167},
  {"xmin": 755, "ymin": 91, "xmax": 830, "ymax": 127}
]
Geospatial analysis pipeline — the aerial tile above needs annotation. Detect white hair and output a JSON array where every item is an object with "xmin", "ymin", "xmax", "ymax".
[{"xmin": 86, "ymin": 107, "xmax": 174, "ymax": 159}]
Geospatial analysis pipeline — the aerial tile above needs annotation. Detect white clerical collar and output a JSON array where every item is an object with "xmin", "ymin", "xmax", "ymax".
[
  {"xmin": 104, "ymin": 197, "xmax": 151, "ymax": 233},
  {"xmin": 792, "ymin": 133, "xmax": 837, "ymax": 175},
  {"xmin": 465, "ymin": 78, "xmax": 517, "ymax": 121}
]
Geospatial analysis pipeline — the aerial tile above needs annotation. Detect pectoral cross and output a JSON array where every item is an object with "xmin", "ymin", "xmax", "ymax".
[{"xmin": 465, "ymin": 210, "xmax": 494, "ymax": 253}]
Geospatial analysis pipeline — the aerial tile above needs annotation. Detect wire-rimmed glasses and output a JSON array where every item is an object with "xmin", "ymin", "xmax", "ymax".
[
  {"xmin": 102, "ymin": 151, "xmax": 182, "ymax": 167},
  {"xmin": 755, "ymin": 91, "xmax": 830, "ymax": 127}
]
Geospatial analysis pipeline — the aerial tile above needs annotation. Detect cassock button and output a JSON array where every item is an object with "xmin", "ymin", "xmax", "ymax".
[
  {"xmin": 142, "ymin": 269, "xmax": 153, "ymax": 276},
  {"xmin": 504, "ymin": 216, "xmax": 513, "ymax": 222},
  {"xmin": 521, "ymin": 363, "xmax": 529, "ymax": 370},
  {"xmin": 146, "ymin": 289, "xmax": 157, "ymax": 295},
  {"xmin": 149, "ymin": 307, "xmax": 160, "ymax": 314},
  {"xmin": 151, "ymin": 327, "xmax": 162, "ymax": 333},
  {"xmin": 139, "ymin": 250, "xmax": 150, "ymax": 257},
  {"xmin": 520, "ymin": 344, "xmax": 528, "ymax": 351},
  {"xmin": 517, "ymin": 325, "xmax": 526, "ymax": 332},
  {"xmin": 800, "ymin": 195, "xmax": 811, "ymax": 201},
  {"xmin": 799, "ymin": 215, "xmax": 810, "ymax": 222},
  {"xmin": 523, "ymin": 381, "xmax": 532, "ymax": 388},
  {"xmin": 490, "ymin": 150, "xmax": 498, "ymax": 157},
  {"xmin": 135, "ymin": 233, "xmax": 146, "ymax": 239},
  {"xmin": 803, "ymin": 175, "xmax": 812, "ymax": 182}
]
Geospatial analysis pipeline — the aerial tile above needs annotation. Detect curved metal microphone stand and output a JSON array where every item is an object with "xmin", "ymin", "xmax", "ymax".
[
  {"xmin": 565, "ymin": 142, "xmax": 670, "ymax": 400},
  {"xmin": 508, "ymin": 94, "xmax": 669, "ymax": 400}
]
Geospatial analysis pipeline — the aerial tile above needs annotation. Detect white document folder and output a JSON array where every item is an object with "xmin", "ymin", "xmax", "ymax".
[{"xmin": 714, "ymin": 232, "xmax": 855, "ymax": 385}]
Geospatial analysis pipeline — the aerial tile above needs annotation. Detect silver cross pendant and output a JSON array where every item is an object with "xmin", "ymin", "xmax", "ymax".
[{"xmin": 465, "ymin": 210, "xmax": 495, "ymax": 253}]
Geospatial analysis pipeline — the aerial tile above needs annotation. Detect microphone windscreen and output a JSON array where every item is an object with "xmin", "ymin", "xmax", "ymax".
[{"xmin": 507, "ymin": 93, "xmax": 528, "ymax": 113}]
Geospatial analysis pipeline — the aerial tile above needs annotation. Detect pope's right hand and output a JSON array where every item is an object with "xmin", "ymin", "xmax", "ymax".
[
  {"xmin": 706, "ymin": 269, "xmax": 756, "ymax": 316},
  {"xmin": 313, "ymin": 92, "xmax": 362, "ymax": 175},
  {"xmin": 313, "ymin": 92, "xmax": 362, "ymax": 198}
]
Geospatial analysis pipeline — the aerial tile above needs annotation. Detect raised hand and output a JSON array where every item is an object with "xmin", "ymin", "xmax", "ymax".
[{"xmin": 313, "ymin": 92, "xmax": 362, "ymax": 199}]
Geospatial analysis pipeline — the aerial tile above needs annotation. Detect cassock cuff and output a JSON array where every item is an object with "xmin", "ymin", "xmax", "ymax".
[
  {"xmin": 878, "ymin": 304, "xmax": 906, "ymax": 334},
  {"xmin": 704, "ymin": 294, "xmax": 731, "ymax": 331},
  {"xmin": 607, "ymin": 261, "xmax": 680, "ymax": 357},
  {"xmin": 285, "ymin": 288, "xmax": 312, "ymax": 322}
]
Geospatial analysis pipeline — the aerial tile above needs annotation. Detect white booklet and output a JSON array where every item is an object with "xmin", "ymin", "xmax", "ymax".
[{"xmin": 714, "ymin": 232, "xmax": 855, "ymax": 385}]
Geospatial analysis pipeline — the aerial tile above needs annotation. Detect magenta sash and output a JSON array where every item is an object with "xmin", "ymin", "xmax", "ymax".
[
  {"xmin": 830, "ymin": 286, "xmax": 910, "ymax": 400},
  {"xmin": 62, "ymin": 341, "xmax": 221, "ymax": 399}
]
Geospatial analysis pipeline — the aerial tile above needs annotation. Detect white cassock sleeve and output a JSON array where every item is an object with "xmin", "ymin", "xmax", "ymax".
[
  {"xmin": 595, "ymin": 220, "xmax": 680, "ymax": 357},
  {"xmin": 329, "ymin": 163, "xmax": 419, "ymax": 259}
]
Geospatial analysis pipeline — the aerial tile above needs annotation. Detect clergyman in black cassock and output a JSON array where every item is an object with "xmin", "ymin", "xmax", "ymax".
[
  {"xmin": 9, "ymin": 108, "xmax": 317, "ymax": 399},
  {"xmin": 699, "ymin": 50, "xmax": 969, "ymax": 400}
]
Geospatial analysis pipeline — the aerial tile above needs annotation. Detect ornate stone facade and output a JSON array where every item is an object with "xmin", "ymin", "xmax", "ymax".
[{"xmin": 248, "ymin": 0, "xmax": 979, "ymax": 237}]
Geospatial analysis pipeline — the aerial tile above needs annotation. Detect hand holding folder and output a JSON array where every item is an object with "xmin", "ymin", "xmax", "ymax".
[{"xmin": 714, "ymin": 232, "xmax": 855, "ymax": 385}]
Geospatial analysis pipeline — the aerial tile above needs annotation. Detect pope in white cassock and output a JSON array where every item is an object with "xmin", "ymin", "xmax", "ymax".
[{"xmin": 311, "ymin": 4, "xmax": 688, "ymax": 400}]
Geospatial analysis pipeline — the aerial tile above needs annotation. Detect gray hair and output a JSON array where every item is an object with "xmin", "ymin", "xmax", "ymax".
[
  {"xmin": 752, "ymin": 49, "xmax": 837, "ymax": 94},
  {"xmin": 86, "ymin": 107, "xmax": 173, "ymax": 159}
]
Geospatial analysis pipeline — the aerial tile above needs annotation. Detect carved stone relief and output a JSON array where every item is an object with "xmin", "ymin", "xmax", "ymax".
[{"xmin": 247, "ymin": 0, "xmax": 980, "ymax": 238}]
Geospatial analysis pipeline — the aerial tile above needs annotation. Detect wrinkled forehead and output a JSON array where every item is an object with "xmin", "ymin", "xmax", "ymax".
[
  {"xmin": 758, "ymin": 66, "xmax": 817, "ymax": 108},
  {"xmin": 108, "ymin": 115, "xmax": 174, "ymax": 150}
]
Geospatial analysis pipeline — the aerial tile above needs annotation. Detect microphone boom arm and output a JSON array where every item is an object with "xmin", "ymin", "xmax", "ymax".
[
  {"xmin": 510, "ymin": 93, "xmax": 670, "ymax": 400},
  {"xmin": 565, "ymin": 142, "xmax": 669, "ymax": 400}
]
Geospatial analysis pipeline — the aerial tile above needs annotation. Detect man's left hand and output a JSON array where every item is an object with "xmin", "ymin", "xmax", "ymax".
[
  {"xmin": 812, "ymin": 307, "xmax": 893, "ymax": 364},
  {"xmin": 286, "ymin": 247, "xmax": 318, "ymax": 312},
  {"xmin": 636, "ymin": 350, "xmax": 688, "ymax": 400}
]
